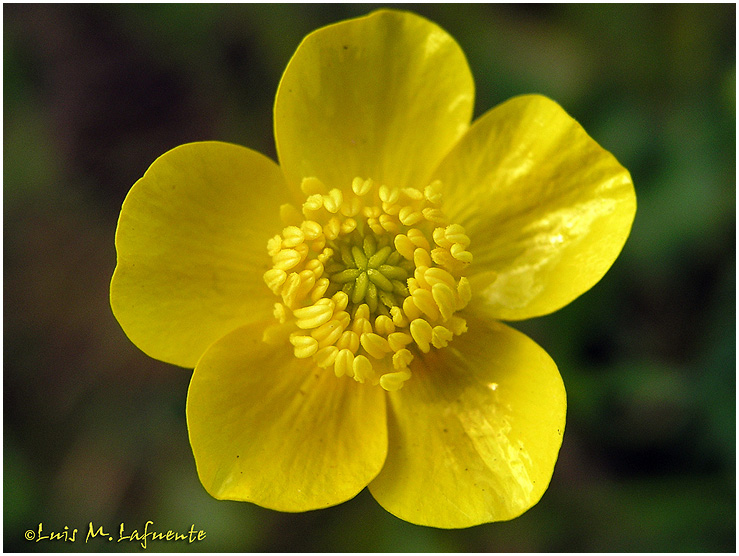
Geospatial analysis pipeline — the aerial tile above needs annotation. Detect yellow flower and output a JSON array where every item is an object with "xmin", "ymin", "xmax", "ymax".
[{"xmin": 110, "ymin": 10, "xmax": 635, "ymax": 528}]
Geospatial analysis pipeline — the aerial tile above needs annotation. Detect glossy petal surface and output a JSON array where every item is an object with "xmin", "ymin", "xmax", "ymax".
[
  {"xmin": 111, "ymin": 142, "xmax": 290, "ymax": 367},
  {"xmin": 369, "ymin": 318, "xmax": 565, "ymax": 528},
  {"xmin": 434, "ymin": 95, "xmax": 636, "ymax": 320},
  {"xmin": 187, "ymin": 322, "xmax": 387, "ymax": 511},
  {"xmin": 275, "ymin": 9, "xmax": 474, "ymax": 192}
]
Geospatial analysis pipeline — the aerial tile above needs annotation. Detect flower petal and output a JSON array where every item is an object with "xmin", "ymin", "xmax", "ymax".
[
  {"xmin": 187, "ymin": 322, "xmax": 387, "ymax": 512},
  {"xmin": 111, "ymin": 141, "xmax": 291, "ymax": 368},
  {"xmin": 275, "ymin": 9, "xmax": 474, "ymax": 192},
  {"xmin": 368, "ymin": 318, "xmax": 565, "ymax": 528},
  {"xmin": 434, "ymin": 95, "xmax": 636, "ymax": 320}
]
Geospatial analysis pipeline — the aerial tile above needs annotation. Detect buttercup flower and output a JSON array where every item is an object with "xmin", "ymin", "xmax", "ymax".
[{"xmin": 111, "ymin": 10, "xmax": 635, "ymax": 528}]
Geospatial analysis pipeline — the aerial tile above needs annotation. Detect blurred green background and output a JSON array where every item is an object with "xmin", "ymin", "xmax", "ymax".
[{"xmin": 4, "ymin": 3, "xmax": 735, "ymax": 552}]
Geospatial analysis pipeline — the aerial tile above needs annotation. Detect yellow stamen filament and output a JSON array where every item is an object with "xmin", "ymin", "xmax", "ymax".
[{"xmin": 263, "ymin": 176, "xmax": 473, "ymax": 391}]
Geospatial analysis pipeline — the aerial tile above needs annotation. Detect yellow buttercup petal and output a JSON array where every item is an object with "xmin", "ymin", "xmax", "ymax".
[
  {"xmin": 111, "ymin": 10, "xmax": 636, "ymax": 529},
  {"xmin": 434, "ymin": 95, "xmax": 636, "ymax": 321},
  {"xmin": 368, "ymin": 317, "xmax": 565, "ymax": 528},
  {"xmin": 187, "ymin": 321, "xmax": 387, "ymax": 512},
  {"xmin": 274, "ymin": 9, "xmax": 474, "ymax": 192},
  {"xmin": 111, "ymin": 141, "xmax": 291, "ymax": 368}
]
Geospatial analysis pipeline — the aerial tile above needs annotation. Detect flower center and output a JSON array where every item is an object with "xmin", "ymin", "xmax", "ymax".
[
  {"xmin": 263, "ymin": 176, "xmax": 472, "ymax": 391},
  {"xmin": 325, "ymin": 232, "xmax": 412, "ymax": 314}
]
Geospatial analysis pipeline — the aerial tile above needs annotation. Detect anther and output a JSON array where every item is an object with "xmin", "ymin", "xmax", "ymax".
[
  {"xmin": 272, "ymin": 249, "xmax": 300, "ymax": 270},
  {"xmin": 301, "ymin": 220, "xmax": 323, "ymax": 240},
  {"xmin": 303, "ymin": 193, "xmax": 323, "ymax": 212},
  {"xmin": 409, "ymin": 318, "xmax": 433, "ymax": 353},
  {"xmin": 264, "ymin": 268, "xmax": 287, "ymax": 294},
  {"xmin": 267, "ymin": 235, "xmax": 283, "ymax": 256},
  {"xmin": 281, "ymin": 226, "xmax": 304, "ymax": 247},
  {"xmin": 334, "ymin": 348, "xmax": 355, "ymax": 378},
  {"xmin": 352, "ymin": 177, "xmax": 373, "ymax": 197},
  {"xmin": 445, "ymin": 224, "xmax": 470, "ymax": 247},
  {"xmin": 360, "ymin": 332, "xmax": 392, "ymax": 359},
  {"xmin": 387, "ymin": 332, "xmax": 413, "ymax": 352},
  {"xmin": 394, "ymin": 234, "xmax": 416, "ymax": 260},
  {"xmin": 290, "ymin": 334, "xmax": 318, "ymax": 358},
  {"xmin": 431, "ymin": 282, "xmax": 456, "ymax": 321},
  {"xmin": 424, "ymin": 180, "xmax": 443, "ymax": 204},
  {"xmin": 379, "ymin": 369, "xmax": 412, "ymax": 391},
  {"xmin": 407, "ymin": 228, "xmax": 430, "ymax": 250},
  {"xmin": 402, "ymin": 187, "xmax": 424, "ymax": 201},
  {"xmin": 412, "ymin": 288, "xmax": 441, "ymax": 321},
  {"xmin": 431, "ymin": 325, "xmax": 454, "ymax": 349},
  {"xmin": 310, "ymin": 278, "xmax": 330, "ymax": 303},
  {"xmin": 323, "ymin": 189, "xmax": 344, "ymax": 213},
  {"xmin": 450, "ymin": 243, "xmax": 473, "ymax": 263},
  {"xmin": 315, "ymin": 346, "xmax": 339, "ymax": 368},
  {"xmin": 398, "ymin": 206, "xmax": 423, "ymax": 226},
  {"xmin": 293, "ymin": 301, "xmax": 334, "ymax": 329},
  {"xmin": 352, "ymin": 355, "xmax": 374, "ymax": 383}
]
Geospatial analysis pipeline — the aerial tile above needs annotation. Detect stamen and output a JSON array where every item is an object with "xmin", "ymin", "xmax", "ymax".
[
  {"xmin": 272, "ymin": 249, "xmax": 302, "ymax": 271},
  {"xmin": 424, "ymin": 180, "xmax": 443, "ymax": 204},
  {"xmin": 431, "ymin": 325, "xmax": 454, "ymax": 349},
  {"xmin": 293, "ymin": 300, "xmax": 334, "ymax": 329},
  {"xmin": 263, "ymin": 176, "xmax": 473, "ymax": 391},
  {"xmin": 360, "ymin": 332, "xmax": 392, "ymax": 359},
  {"xmin": 379, "ymin": 369, "xmax": 412, "ymax": 392},
  {"xmin": 334, "ymin": 348, "xmax": 354, "ymax": 377},
  {"xmin": 290, "ymin": 334, "xmax": 318, "ymax": 358},
  {"xmin": 409, "ymin": 318, "xmax": 433, "ymax": 353},
  {"xmin": 315, "ymin": 346, "xmax": 338, "ymax": 368},
  {"xmin": 352, "ymin": 355, "xmax": 375, "ymax": 384}
]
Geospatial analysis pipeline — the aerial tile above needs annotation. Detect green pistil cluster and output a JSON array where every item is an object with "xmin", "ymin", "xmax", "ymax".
[{"xmin": 326, "ymin": 233, "xmax": 413, "ymax": 314}]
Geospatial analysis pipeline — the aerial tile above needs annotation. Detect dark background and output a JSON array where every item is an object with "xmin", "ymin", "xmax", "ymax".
[{"xmin": 4, "ymin": 3, "xmax": 735, "ymax": 551}]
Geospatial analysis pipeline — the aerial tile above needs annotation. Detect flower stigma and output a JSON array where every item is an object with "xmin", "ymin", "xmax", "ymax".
[{"xmin": 263, "ymin": 177, "xmax": 473, "ymax": 391}]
